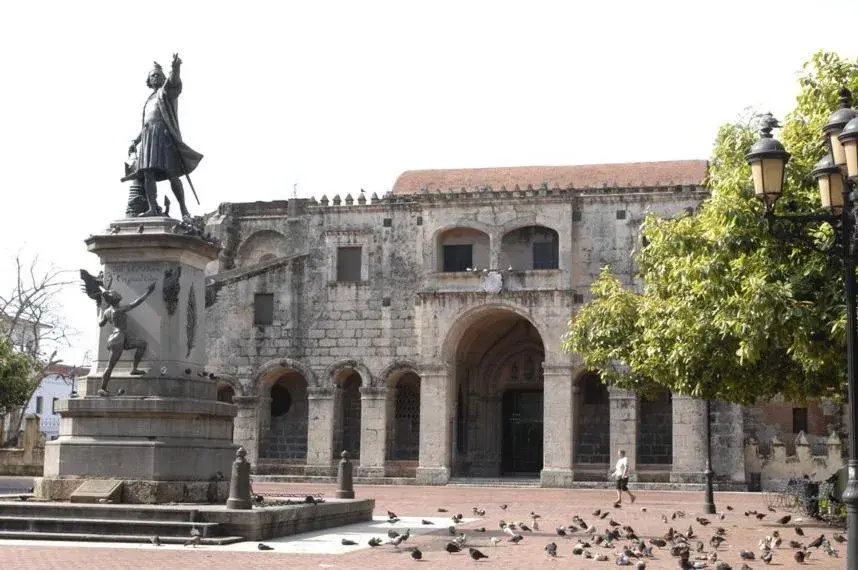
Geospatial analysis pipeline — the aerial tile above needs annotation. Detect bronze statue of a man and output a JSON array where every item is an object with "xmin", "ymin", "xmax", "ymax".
[{"xmin": 122, "ymin": 53, "xmax": 202, "ymax": 219}]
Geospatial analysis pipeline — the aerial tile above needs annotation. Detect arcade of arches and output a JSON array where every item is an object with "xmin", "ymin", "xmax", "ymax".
[{"xmin": 233, "ymin": 309, "xmax": 728, "ymax": 485}]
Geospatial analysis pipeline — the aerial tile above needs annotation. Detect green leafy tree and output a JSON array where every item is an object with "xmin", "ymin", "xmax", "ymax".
[
  {"xmin": 563, "ymin": 51, "xmax": 858, "ymax": 405},
  {"xmin": 0, "ymin": 337, "xmax": 34, "ymax": 417}
]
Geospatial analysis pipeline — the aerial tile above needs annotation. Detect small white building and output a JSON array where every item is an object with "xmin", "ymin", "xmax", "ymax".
[{"xmin": 22, "ymin": 365, "xmax": 88, "ymax": 440}]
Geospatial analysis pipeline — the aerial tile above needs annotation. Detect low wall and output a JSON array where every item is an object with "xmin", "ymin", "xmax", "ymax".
[
  {"xmin": 0, "ymin": 414, "xmax": 44, "ymax": 476},
  {"xmin": 745, "ymin": 430, "xmax": 843, "ymax": 491}
]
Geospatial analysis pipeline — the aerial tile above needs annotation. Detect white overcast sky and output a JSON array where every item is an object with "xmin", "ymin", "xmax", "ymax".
[{"xmin": 0, "ymin": 0, "xmax": 855, "ymax": 367}]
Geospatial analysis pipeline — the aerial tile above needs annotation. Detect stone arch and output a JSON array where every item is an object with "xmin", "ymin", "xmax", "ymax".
[
  {"xmin": 253, "ymin": 357, "xmax": 318, "ymax": 390},
  {"xmin": 445, "ymin": 305, "xmax": 546, "ymax": 476},
  {"xmin": 440, "ymin": 303, "xmax": 551, "ymax": 366},
  {"xmin": 324, "ymin": 359, "xmax": 373, "ymax": 388},
  {"xmin": 235, "ymin": 230, "xmax": 288, "ymax": 268},
  {"xmin": 499, "ymin": 224, "xmax": 559, "ymax": 270},
  {"xmin": 257, "ymin": 362, "xmax": 311, "ymax": 461},
  {"xmin": 379, "ymin": 359, "xmax": 419, "ymax": 387},
  {"xmin": 216, "ymin": 382, "xmax": 235, "ymax": 403},
  {"xmin": 433, "ymin": 225, "xmax": 491, "ymax": 272},
  {"xmin": 387, "ymin": 371, "xmax": 421, "ymax": 461}
]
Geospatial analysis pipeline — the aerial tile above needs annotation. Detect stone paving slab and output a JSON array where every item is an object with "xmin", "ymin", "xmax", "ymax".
[{"xmin": 0, "ymin": 482, "xmax": 846, "ymax": 569}]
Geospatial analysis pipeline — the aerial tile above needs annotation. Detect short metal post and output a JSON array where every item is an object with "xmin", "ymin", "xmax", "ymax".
[
  {"xmin": 336, "ymin": 450, "xmax": 355, "ymax": 499},
  {"xmin": 226, "ymin": 446, "xmax": 252, "ymax": 509}
]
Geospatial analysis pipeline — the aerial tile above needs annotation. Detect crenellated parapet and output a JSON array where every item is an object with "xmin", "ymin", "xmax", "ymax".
[{"xmin": 745, "ymin": 431, "xmax": 843, "ymax": 491}]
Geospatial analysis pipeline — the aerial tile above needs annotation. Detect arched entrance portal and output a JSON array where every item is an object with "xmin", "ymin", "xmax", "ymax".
[{"xmin": 452, "ymin": 309, "xmax": 545, "ymax": 477}]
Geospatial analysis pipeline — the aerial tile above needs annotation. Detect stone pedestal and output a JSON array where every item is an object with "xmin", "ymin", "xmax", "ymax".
[
  {"xmin": 416, "ymin": 365, "xmax": 452, "ymax": 485},
  {"xmin": 305, "ymin": 387, "xmax": 336, "ymax": 476},
  {"xmin": 670, "ymin": 394, "xmax": 707, "ymax": 483},
  {"xmin": 609, "ymin": 387, "xmax": 639, "ymax": 480},
  {"xmin": 36, "ymin": 218, "xmax": 236, "ymax": 503},
  {"xmin": 540, "ymin": 364, "xmax": 576, "ymax": 487},
  {"xmin": 357, "ymin": 386, "xmax": 388, "ymax": 478}
]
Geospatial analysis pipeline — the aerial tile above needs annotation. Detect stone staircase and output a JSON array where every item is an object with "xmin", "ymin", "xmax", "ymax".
[{"xmin": 0, "ymin": 500, "xmax": 244, "ymax": 544}]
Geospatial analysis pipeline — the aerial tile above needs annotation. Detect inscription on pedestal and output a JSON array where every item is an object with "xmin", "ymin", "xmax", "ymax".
[{"xmin": 70, "ymin": 479, "xmax": 124, "ymax": 504}]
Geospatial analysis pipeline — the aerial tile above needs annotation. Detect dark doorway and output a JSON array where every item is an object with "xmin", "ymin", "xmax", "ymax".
[{"xmin": 501, "ymin": 389, "xmax": 543, "ymax": 474}]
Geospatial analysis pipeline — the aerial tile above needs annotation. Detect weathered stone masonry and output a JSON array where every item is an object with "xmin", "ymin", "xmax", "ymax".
[{"xmin": 202, "ymin": 160, "xmax": 841, "ymax": 487}]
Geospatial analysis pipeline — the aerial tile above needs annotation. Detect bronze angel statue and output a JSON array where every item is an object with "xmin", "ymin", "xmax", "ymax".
[{"xmin": 80, "ymin": 270, "xmax": 155, "ymax": 396}]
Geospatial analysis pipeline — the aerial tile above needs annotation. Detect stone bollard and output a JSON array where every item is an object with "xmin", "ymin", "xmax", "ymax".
[
  {"xmin": 226, "ymin": 446, "xmax": 252, "ymax": 509},
  {"xmin": 336, "ymin": 450, "xmax": 355, "ymax": 499}
]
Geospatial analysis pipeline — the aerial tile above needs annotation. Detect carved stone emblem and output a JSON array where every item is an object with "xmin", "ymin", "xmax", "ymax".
[
  {"xmin": 186, "ymin": 286, "xmax": 197, "ymax": 357},
  {"xmin": 484, "ymin": 271, "xmax": 502, "ymax": 294},
  {"xmin": 162, "ymin": 266, "xmax": 182, "ymax": 316}
]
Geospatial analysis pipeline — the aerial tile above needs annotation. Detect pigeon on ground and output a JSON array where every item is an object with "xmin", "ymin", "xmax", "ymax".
[
  {"xmin": 556, "ymin": 527, "xmax": 567, "ymax": 537},
  {"xmin": 499, "ymin": 504, "xmax": 508, "ymax": 510},
  {"xmin": 808, "ymin": 534, "xmax": 825, "ymax": 549},
  {"xmin": 794, "ymin": 549, "xmax": 807, "ymax": 563},
  {"xmin": 257, "ymin": 543, "xmax": 273, "ymax": 550},
  {"xmin": 776, "ymin": 514, "xmax": 791, "ymax": 525},
  {"xmin": 341, "ymin": 538, "xmax": 358, "ymax": 546},
  {"xmin": 368, "ymin": 537, "xmax": 382, "ymax": 547},
  {"xmin": 795, "ymin": 526, "xmax": 805, "ymax": 536},
  {"xmin": 509, "ymin": 534, "xmax": 524, "ymax": 544},
  {"xmin": 448, "ymin": 525, "xmax": 457, "ymax": 535},
  {"xmin": 545, "ymin": 542, "xmax": 557, "ymax": 557},
  {"xmin": 183, "ymin": 527, "xmax": 201, "ymax": 547},
  {"xmin": 150, "ymin": 536, "xmax": 162, "ymax": 547},
  {"xmin": 420, "ymin": 518, "xmax": 433, "ymax": 525},
  {"xmin": 519, "ymin": 523, "xmax": 532, "ymax": 532},
  {"xmin": 410, "ymin": 547, "xmax": 422, "ymax": 560},
  {"xmin": 739, "ymin": 550, "xmax": 755, "ymax": 560},
  {"xmin": 833, "ymin": 533, "xmax": 846, "ymax": 543},
  {"xmin": 387, "ymin": 510, "xmax": 398, "ymax": 519},
  {"xmin": 474, "ymin": 527, "xmax": 486, "ymax": 533},
  {"xmin": 469, "ymin": 547, "xmax": 488, "ymax": 560},
  {"xmin": 761, "ymin": 550, "xmax": 772, "ymax": 564},
  {"xmin": 437, "ymin": 507, "xmax": 448, "ymax": 512},
  {"xmin": 445, "ymin": 542, "xmax": 462, "ymax": 553},
  {"xmin": 388, "ymin": 529, "xmax": 399, "ymax": 539}
]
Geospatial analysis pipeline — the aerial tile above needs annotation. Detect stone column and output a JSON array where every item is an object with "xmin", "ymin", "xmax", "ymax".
[
  {"xmin": 305, "ymin": 386, "xmax": 336, "ymax": 476},
  {"xmin": 540, "ymin": 364, "xmax": 576, "ymax": 487},
  {"xmin": 232, "ymin": 396, "xmax": 260, "ymax": 466},
  {"xmin": 609, "ymin": 387, "xmax": 639, "ymax": 480},
  {"xmin": 416, "ymin": 364, "xmax": 453, "ymax": 485},
  {"xmin": 711, "ymin": 401, "xmax": 746, "ymax": 485},
  {"xmin": 358, "ymin": 386, "xmax": 389, "ymax": 478},
  {"xmin": 670, "ymin": 394, "xmax": 708, "ymax": 483}
]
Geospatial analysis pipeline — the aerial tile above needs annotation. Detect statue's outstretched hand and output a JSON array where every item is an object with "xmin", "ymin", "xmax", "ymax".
[{"xmin": 172, "ymin": 53, "xmax": 182, "ymax": 67}]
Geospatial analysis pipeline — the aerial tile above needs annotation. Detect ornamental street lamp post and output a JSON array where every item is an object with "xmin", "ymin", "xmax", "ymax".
[
  {"xmin": 746, "ymin": 88, "xmax": 858, "ymax": 566},
  {"xmin": 703, "ymin": 399, "xmax": 716, "ymax": 515}
]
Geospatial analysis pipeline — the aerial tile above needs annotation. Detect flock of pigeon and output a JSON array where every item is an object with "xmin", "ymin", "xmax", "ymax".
[{"xmin": 152, "ymin": 501, "xmax": 846, "ymax": 567}]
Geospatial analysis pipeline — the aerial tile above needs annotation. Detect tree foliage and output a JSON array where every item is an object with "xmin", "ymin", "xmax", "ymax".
[
  {"xmin": 563, "ymin": 51, "xmax": 858, "ymax": 405},
  {"xmin": 0, "ymin": 253, "xmax": 73, "ymax": 443},
  {"xmin": 0, "ymin": 336, "xmax": 34, "ymax": 417}
]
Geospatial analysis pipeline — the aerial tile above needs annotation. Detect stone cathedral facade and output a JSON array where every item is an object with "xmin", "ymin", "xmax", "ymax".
[{"xmin": 203, "ymin": 159, "xmax": 841, "ymax": 487}]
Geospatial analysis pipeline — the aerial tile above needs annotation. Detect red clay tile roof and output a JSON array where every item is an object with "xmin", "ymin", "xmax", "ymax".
[{"xmin": 392, "ymin": 160, "xmax": 708, "ymax": 195}]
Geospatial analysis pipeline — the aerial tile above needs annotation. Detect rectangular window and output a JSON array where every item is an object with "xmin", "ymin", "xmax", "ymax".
[
  {"xmin": 51, "ymin": 398, "xmax": 58, "ymax": 414},
  {"xmin": 35, "ymin": 396, "xmax": 43, "ymax": 414},
  {"xmin": 532, "ymin": 242, "xmax": 558, "ymax": 270},
  {"xmin": 336, "ymin": 246, "xmax": 363, "ymax": 282},
  {"xmin": 442, "ymin": 244, "xmax": 473, "ymax": 272},
  {"xmin": 792, "ymin": 407, "xmax": 809, "ymax": 434},
  {"xmin": 253, "ymin": 293, "xmax": 274, "ymax": 326}
]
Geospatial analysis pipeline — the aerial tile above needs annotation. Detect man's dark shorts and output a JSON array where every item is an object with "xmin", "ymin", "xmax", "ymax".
[{"xmin": 616, "ymin": 477, "xmax": 629, "ymax": 491}]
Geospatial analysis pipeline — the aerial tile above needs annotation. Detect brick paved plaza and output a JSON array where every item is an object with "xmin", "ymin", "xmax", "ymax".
[{"xmin": 0, "ymin": 482, "xmax": 844, "ymax": 569}]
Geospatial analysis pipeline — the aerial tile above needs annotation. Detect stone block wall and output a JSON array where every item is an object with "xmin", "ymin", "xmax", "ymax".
[
  {"xmin": 0, "ymin": 414, "xmax": 45, "ymax": 476},
  {"xmin": 745, "ymin": 431, "xmax": 843, "ymax": 491}
]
